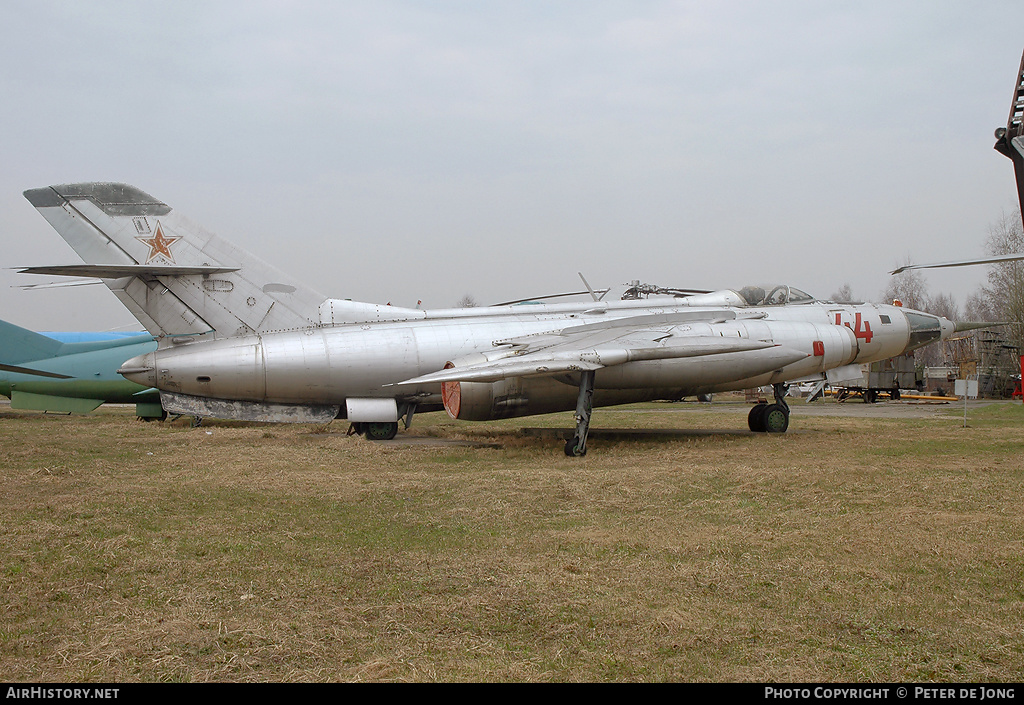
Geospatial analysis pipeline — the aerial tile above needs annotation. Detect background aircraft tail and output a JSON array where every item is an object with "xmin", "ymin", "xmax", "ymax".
[
  {"xmin": 0, "ymin": 318, "xmax": 64, "ymax": 365},
  {"xmin": 24, "ymin": 183, "xmax": 326, "ymax": 340}
]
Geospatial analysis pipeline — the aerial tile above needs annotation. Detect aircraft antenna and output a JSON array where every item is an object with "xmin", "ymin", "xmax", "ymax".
[{"xmin": 578, "ymin": 272, "xmax": 604, "ymax": 301}]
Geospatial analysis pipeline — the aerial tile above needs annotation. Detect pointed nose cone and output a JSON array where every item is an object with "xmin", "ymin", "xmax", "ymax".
[
  {"xmin": 118, "ymin": 351, "xmax": 157, "ymax": 387},
  {"xmin": 953, "ymin": 320, "xmax": 1002, "ymax": 334},
  {"xmin": 899, "ymin": 309, "xmax": 956, "ymax": 354},
  {"xmin": 940, "ymin": 317, "xmax": 956, "ymax": 340}
]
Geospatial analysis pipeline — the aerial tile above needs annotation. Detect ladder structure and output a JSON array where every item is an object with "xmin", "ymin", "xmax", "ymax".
[
  {"xmin": 995, "ymin": 49, "xmax": 1024, "ymax": 215},
  {"xmin": 1006, "ymin": 50, "xmax": 1024, "ymax": 138}
]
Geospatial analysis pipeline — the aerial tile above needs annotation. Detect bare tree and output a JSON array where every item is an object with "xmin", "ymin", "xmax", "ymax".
[
  {"xmin": 456, "ymin": 294, "xmax": 478, "ymax": 308},
  {"xmin": 925, "ymin": 291, "xmax": 960, "ymax": 322},
  {"xmin": 882, "ymin": 260, "xmax": 929, "ymax": 311},
  {"xmin": 964, "ymin": 290, "xmax": 1000, "ymax": 323},
  {"xmin": 830, "ymin": 283, "xmax": 856, "ymax": 303},
  {"xmin": 976, "ymin": 210, "xmax": 1024, "ymax": 352}
]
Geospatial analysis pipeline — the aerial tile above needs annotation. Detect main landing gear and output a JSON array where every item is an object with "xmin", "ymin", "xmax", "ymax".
[
  {"xmin": 347, "ymin": 421, "xmax": 399, "ymax": 440},
  {"xmin": 364, "ymin": 422, "xmax": 399, "ymax": 440},
  {"xmin": 565, "ymin": 369, "xmax": 596, "ymax": 457},
  {"xmin": 748, "ymin": 383, "xmax": 790, "ymax": 433},
  {"xmin": 348, "ymin": 403, "xmax": 416, "ymax": 442}
]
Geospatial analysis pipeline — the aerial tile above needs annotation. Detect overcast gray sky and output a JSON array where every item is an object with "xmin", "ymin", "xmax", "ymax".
[{"xmin": 1, "ymin": 1, "xmax": 1021, "ymax": 331}]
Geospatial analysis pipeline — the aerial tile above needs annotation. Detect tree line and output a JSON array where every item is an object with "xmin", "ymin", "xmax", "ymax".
[{"xmin": 833, "ymin": 210, "xmax": 1024, "ymax": 375}]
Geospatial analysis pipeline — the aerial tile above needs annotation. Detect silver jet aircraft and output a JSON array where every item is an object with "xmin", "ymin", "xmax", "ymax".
[{"xmin": 22, "ymin": 183, "xmax": 958, "ymax": 455}]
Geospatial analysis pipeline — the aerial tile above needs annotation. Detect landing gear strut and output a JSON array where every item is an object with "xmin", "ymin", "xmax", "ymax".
[
  {"xmin": 748, "ymin": 383, "xmax": 790, "ymax": 433},
  {"xmin": 565, "ymin": 369, "xmax": 595, "ymax": 457}
]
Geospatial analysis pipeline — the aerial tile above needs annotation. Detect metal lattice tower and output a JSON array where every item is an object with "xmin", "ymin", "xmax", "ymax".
[
  {"xmin": 996, "ymin": 49, "xmax": 1024, "ymax": 217},
  {"xmin": 1007, "ymin": 51, "xmax": 1024, "ymax": 139},
  {"xmin": 945, "ymin": 335, "xmax": 978, "ymax": 379}
]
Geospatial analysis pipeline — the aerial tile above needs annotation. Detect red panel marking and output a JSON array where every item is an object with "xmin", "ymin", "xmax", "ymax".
[
  {"xmin": 440, "ymin": 361, "xmax": 461, "ymax": 419},
  {"xmin": 834, "ymin": 311, "xmax": 874, "ymax": 343}
]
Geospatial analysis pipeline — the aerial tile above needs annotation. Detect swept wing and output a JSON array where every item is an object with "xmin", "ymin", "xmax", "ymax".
[{"xmin": 398, "ymin": 316, "xmax": 800, "ymax": 386}]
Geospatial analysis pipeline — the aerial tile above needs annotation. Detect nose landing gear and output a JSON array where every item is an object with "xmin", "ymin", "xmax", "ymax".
[{"xmin": 748, "ymin": 383, "xmax": 791, "ymax": 433}]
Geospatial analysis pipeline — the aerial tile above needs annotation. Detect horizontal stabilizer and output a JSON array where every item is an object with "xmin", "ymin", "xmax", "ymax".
[
  {"xmin": 19, "ymin": 264, "xmax": 240, "ymax": 278},
  {"xmin": 17, "ymin": 278, "xmax": 104, "ymax": 290}
]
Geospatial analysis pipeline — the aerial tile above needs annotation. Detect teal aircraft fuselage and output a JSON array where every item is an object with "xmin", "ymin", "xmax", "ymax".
[{"xmin": 0, "ymin": 319, "xmax": 160, "ymax": 416}]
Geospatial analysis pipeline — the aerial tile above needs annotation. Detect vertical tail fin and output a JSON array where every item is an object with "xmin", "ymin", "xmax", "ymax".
[
  {"xmin": 24, "ymin": 183, "xmax": 326, "ymax": 340},
  {"xmin": 0, "ymin": 319, "xmax": 65, "ymax": 364}
]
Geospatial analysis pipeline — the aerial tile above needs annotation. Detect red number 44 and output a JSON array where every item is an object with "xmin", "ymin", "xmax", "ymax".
[{"xmin": 834, "ymin": 312, "xmax": 873, "ymax": 343}]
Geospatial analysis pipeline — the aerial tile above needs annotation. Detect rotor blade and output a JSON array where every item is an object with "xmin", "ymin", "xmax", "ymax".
[
  {"xmin": 491, "ymin": 290, "xmax": 610, "ymax": 306},
  {"xmin": 890, "ymin": 253, "xmax": 1024, "ymax": 274}
]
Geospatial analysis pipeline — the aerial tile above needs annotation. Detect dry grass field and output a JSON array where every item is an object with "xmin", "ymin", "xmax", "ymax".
[{"xmin": 2, "ymin": 397, "xmax": 1023, "ymax": 682}]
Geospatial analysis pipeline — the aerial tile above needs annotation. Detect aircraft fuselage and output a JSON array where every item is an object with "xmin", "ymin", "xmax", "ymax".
[{"xmin": 118, "ymin": 295, "xmax": 949, "ymax": 422}]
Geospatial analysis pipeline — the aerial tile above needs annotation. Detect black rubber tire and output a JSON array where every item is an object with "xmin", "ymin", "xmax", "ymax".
[
  {"xmin": 748, "ymin": 403, "xmax": 768, "ymax": 432},
  {"xmin": 564, "ymin": 436, "xmax": 586, "ymax": 457},
  {"xmin": 365, "ymin": 422, "xmax": 398, "ymax": 441}
]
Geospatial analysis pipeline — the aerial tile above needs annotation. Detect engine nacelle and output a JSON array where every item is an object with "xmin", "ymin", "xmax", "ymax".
[
  {"xmin": 439, "ymin": 352, "xmax": 582, "ymax": 421},
  {"xmin": 440, "ymin": 360, "xmax": 675, "ymax": 422}
]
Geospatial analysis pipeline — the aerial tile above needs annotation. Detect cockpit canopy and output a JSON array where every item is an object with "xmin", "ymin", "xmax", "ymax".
[
  {"xmin": 734, "ymin": 285, "xmax": 816, "ymax": 307},
  {"xmin": 607, "ymin": 281, "xmax": 818, "ymax": 307},
  {"xmin": 659, "ymin": 284, "xmax": 817, "ymax": 308}
]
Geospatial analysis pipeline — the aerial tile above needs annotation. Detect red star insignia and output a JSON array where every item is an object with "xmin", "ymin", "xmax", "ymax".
[{"xmin": 136, "ymin": 222, "xmax": 180, "ymax": 263}]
